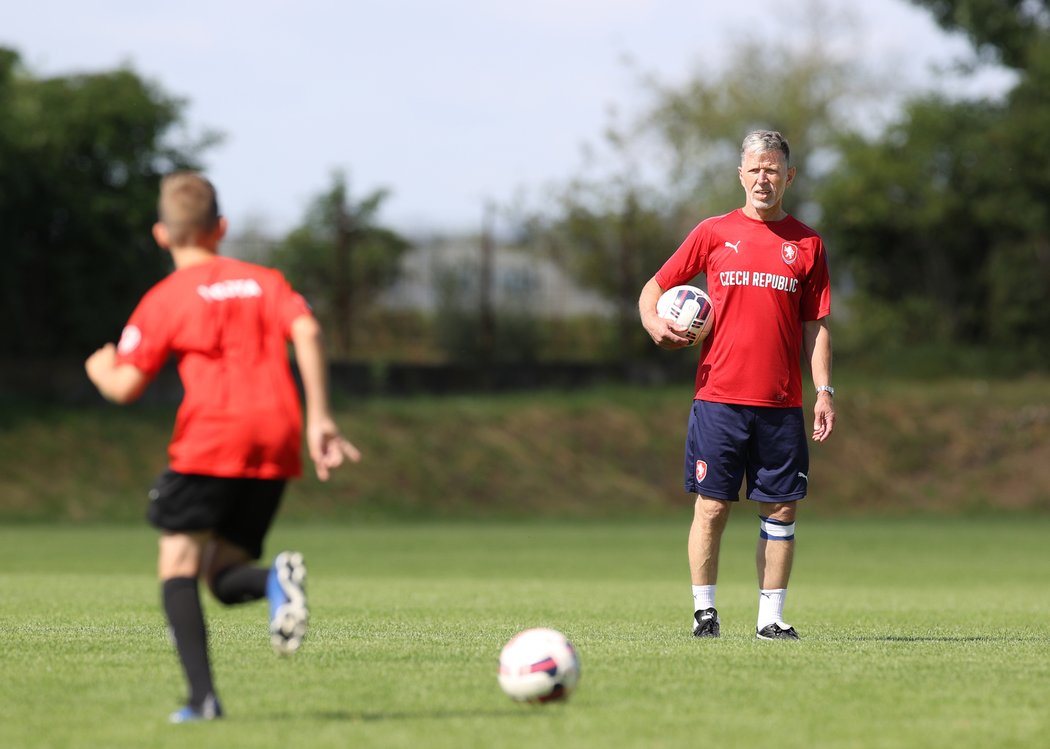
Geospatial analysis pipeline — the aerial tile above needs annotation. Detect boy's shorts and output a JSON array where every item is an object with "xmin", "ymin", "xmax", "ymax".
[
  {"xmin": 684, "ymin": 400, "xmax": 809, "ymax": 502},
  {"xmin": 146, "ymin": 469, "xmax": 286, "ymax": 559}
]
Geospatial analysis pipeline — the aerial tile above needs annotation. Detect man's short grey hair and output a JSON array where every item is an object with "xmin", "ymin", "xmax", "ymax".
[{"xmin": 740, "ymin": 130, "xmax": 790, "ymax": 164}]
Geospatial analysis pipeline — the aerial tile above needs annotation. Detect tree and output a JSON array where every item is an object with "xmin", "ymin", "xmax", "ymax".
[
  {"xmin": 640, "ymin": 32, "xmax": 872, "ymax": 227},
  {"xmin": 541, "ymin": 170, "xmax": 679, "ymax": 358},
  {"xmin": 270, "ymin": 172, "xmax": 410, "ymax": 358},
  {"xmin": 816, "ymin": 97, "xmax": 1003, "ymax": 344},
  {"xmin": 981, "ymin": 37, "xmax": 1050, "ymax": 350},
  {"xmin": 912, "ymin": 0, "xmax": 1049, "ymax": 70},
  {"xmin": 816, "ymin": 2, "xmax": 1050, "ymax": 356},
  {"xmin": 0, "ymin": 49, "xmax": 216, "ymax": 356},
  {"xmin": 535, "ymin": 8, "xmax": 879, "ymax": 357}
]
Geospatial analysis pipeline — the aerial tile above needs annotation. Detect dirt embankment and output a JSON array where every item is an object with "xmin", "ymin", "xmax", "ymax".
[{"xmin": 2, "ymin": 379, "xmax": 1048, "ymax": 521}]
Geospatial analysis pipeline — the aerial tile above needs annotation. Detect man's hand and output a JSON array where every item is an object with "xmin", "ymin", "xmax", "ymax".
[
  {"xmin": 812, "ymin": 394, "xmax": 836, "ymax": 442},
  {"xmin": 639, "ymin": 276, "xmax": 694, "ymax": 350},
  {"xmin": 642, "ymin": 313, "xmax": 695, "ymax": 350}
]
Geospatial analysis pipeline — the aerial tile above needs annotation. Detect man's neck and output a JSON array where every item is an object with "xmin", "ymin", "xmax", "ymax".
[{"xmin": 742, "ymin": 204, "xmax": 788, "ymax": 222}]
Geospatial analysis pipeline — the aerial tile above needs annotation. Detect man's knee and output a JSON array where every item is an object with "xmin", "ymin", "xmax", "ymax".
[
  {"xmin": 694, "ymin": 495, "xmax": 731, "ymax": 526},
  {"xmin": 760, "ymin": 501, "xmax": 797, "ymax": 524},
  {"xmin": 759, "ymin": 501, "xmax": 798, "ymax": 541}
]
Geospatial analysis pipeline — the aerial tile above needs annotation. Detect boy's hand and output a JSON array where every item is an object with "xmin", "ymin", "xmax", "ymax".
[
  {"xmin": 84, "ymin": 343, "xmax": 148, "ymax": 404},
  {"xmin": 85, "ymin": 343, "xmax": 118, "ymax": 384},
  {"xmin": 307, "ymin": 416, "xmax": 361, "ymax": 481}
]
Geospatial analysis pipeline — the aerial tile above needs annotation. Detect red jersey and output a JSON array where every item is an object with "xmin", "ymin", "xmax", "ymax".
[
  {"xmin": 115, "ymin": 256, "xmax": 312, "ymax": 478},
  {"xmin": 655, "ymin": 209, "xmax": 831, "ymax": 408}
]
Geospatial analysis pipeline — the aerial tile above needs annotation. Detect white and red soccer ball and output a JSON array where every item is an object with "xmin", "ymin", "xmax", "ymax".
[
  {"xmin": 498, "ymin": 628, "xmax": 580, "ymax": 703},
  {"xmin": 656, "ymin": 285, "xmax": 714, "ymax": 346}
]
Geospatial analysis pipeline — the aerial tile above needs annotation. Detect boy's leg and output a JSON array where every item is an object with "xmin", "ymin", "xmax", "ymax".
[
  {"xmin": 207, "ymin": 479, "xmax": 308, "ymax": 655},
  {"xmin": 159, "ymin": 531, "xmax": 221, "ymax": 718},
  {"xmin": 204, "ymin": 539, "xmax": 268, "ymax": 604},
  {"xmin": 204, "ymin": 541, "xmax": 309, "ymax": 656}
]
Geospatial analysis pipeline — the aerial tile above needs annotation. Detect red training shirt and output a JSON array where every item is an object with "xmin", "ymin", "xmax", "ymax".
[
  {"xmin": 655, "ymin": 209, "xmax": 831, "ymax": 408},
  {"xmin": 115, "ymin": 256, "xmax": 312, "ymax": 479}
]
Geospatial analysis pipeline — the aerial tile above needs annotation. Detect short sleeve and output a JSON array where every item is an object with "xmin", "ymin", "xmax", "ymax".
[
  {"xmin": 655, "ymin": 221, "xmax": 711, "ymax": 290},
  {"xmin": 115, "ymin": 292, "xmax": 172, "ymax": 377},
  {"xmin": 800, "ymin": 242, "xmax": 831, "ymax": 321},
  {"xmin": 272, "ymin": 272, "xmax": 313, "ymax": 337}
]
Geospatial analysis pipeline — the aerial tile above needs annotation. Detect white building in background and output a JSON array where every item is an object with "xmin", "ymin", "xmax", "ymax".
[
  {"xmin": 381, "ymin": 235, "xmax": 614, "ymax": 318},
  {"xmin": 224, "ymin": 231, "xmax": 615, "ymax": 319}
]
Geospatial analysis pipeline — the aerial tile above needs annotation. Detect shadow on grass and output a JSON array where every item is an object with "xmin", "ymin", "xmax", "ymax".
[
  {"xmin": 257, "ymin": 707, "xmax": 555, "ymax": 723},
  {"xmin": 848, "ymin": 635, "xmax": 1048, "ymax": 643}
]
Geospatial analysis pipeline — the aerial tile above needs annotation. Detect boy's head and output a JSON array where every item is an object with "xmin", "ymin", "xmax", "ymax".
[{"xmin": 154, "ymin": 171, "xmax": 225, "ymax": 249}]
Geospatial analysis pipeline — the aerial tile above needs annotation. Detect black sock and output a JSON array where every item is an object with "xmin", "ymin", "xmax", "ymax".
[
  {"xmin": 212, "ymin": 565, "xmax": 269, "ymax": 605},
  {"xmin": 162, "ymin": 577, "xmax": 214, "ymax": 709}
]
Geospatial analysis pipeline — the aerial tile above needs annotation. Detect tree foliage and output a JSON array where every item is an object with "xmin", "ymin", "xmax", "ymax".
[
  {"xmin": 641, "ymin": 33, "xmax": 873, "ymax": 227},
  {"xmin": 543, "ymin": 179, "xmax": 679, "ymax": 358},
  {"xmin": 820, "ymin": 3, "xmax": 1050, "ymax": 355},
  {"xmin": 817, "ymin": 97, "xmax": 1003, "ymax": 342},
  {"xmin": 535, "ymin": 14, "xmax": 877, "ymax": 357},
  {"xmin": 912, "ymin": 0, "xmax": 1050, "ymax": 69},
  {"xmin": 1, "ymin": 49, "xmax": 214, "ymax": 356},
  {"xmin": 270, "ymin": 172, "xmax": 410, "ymax": 358}
]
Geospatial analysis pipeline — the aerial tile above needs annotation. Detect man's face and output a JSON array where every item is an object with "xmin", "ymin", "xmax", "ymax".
[{"xmin": 738, "ymin": 148, "xmax": 795, "ymax": 215}]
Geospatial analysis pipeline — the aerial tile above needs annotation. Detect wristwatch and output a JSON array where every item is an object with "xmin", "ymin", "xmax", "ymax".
[{"xmin": 815, "ymin": 385, "xmax": 835, "ymax": 397}]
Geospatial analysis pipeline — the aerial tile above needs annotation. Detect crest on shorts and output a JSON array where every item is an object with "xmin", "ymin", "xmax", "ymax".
[
  {"xmin": 781, "ymin": 243, "xmax": 798, "ymax": 265},
  {"xmin": 695, "ymin": 460, "xmax": 708, "ymax": 483}
]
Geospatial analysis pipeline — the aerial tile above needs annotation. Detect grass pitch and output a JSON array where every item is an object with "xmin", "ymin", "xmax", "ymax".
[{"xmin": 1, "ymin": 518, "xmax": 1047, "ymax": 749}]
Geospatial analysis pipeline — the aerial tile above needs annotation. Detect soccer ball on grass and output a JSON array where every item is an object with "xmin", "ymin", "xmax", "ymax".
[{"xmin": 497, "ymin": 628, "xmax": 580, "ymax": 703}]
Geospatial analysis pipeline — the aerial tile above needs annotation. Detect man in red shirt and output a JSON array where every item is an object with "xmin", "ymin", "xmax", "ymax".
[
  {"xmin": 86, "ymin": 172, "xmax": 360, "ymax": 722},
  {"xmin": 639, "ymin": 130, "xmax": 836, "ymax": 641}
]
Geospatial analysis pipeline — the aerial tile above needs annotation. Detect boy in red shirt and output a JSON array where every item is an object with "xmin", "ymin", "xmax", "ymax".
[
  {"xmin": 639, "ymin": 131, "xmax": 836, "ymax": 641},
  {"xmin": 86, "ymin": 172, "xmax": 360, "ymax": 722}
]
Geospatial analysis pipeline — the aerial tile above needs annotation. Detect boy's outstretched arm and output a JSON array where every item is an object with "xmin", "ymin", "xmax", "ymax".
[
  {"xmin": 85, "ymin": 343, "xmax": 149, "ymax": 404},
  {"xmin": 290, "ymin": 314, "xmax": 361, "ymax": 481}
]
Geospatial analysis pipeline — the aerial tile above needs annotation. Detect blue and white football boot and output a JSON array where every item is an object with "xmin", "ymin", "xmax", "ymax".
[
  {"xmin": 267, "ymin": 551, "xmax": 308, "ymax": 655},
  {"xmin": 169, "ymin": 693, "xmax": 223, "ymax": 724}
]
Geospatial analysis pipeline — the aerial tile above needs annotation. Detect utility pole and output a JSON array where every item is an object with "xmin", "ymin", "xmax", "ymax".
[
  {"xmin": 333, "ymin": 190, "xmax": 353, "ymax": 357},
  {"xmin": 618, "ymin": 190, "xmax": 639, "ymax": 349},
  {"xmin": 479, "ymin": 201, "xmax": 496, "ymax": 363}
]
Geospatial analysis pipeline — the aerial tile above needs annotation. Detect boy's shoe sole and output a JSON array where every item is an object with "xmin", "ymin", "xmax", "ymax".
[{"xmin": 268, "ymin": 551, "xmax": 308, "ymax": 655}]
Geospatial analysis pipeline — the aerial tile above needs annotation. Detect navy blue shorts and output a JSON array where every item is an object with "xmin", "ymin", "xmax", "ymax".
[
  {"xmin": 684, "ymin": 400, "xmax": 809, "ymax": 502},
  {"xmin": 146, "ymin": 469, "xmax": 286, "ymax": 559}
]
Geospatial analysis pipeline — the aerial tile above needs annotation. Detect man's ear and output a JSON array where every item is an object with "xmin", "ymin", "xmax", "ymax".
[
  {"xmin": 152, "ymin": 222, "xmax": 171, "ymax": 248},
  {"xmin": 215, "ymin": 216, "xmax": 228, "ymax": 243}
]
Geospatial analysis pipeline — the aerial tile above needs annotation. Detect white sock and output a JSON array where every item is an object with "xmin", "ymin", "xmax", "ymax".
[
  {"xmin": 757, "ymin": 588, "xmax": 787, "ymax": 629},
  {"xmin": 692, "ymin": 584, "xmax": 716, "ymax": 612}
]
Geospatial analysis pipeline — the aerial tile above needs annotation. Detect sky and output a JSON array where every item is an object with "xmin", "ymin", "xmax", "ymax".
[{"xmin": 3, "ymin": 0, "xmax": 1016, "ymax": 237}]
